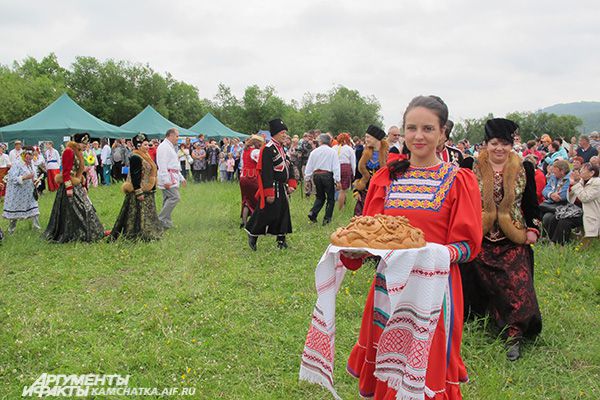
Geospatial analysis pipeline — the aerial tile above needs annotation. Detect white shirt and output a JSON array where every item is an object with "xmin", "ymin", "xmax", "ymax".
[
  {"xmin": 33, "ymin": 153, "xmax": 45, "ymax": 168},
  {"xmin": 9, "ymin": 148, "xmax": 22, "ymax": 165},
  {"xmin": 332, "ymin": 144, "xmax": 356, "ymax": 176},
  {"xmin": 45, "ymin": 148, "xmax": 61, "ymax": 170},
  {"xmin": 157, "ymin": 139, "xmax": 185, "ymax": 189},
  {"xmin": 0, "ymin": 153, "xmax": 10, "ymax": 168},
  {"xmin": 101, "ymin": 144, "xmax": 112, "ymax": 165},
  {"xmin": 304, "ymin": 144, "xmax": 341, "ymax": 183}
]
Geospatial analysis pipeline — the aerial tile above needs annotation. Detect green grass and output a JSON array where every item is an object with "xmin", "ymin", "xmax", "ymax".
[{"xmin": 0, "ymin": 182, "xmax": 599, "ymax": 399}]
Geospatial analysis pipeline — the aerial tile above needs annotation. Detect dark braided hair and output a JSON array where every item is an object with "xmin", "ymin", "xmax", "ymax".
[{"xmin": 388, "ymin": 95, "xmax": 449, "ymax": 180}]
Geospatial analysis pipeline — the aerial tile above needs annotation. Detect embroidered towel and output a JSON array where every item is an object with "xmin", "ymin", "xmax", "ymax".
[{"xmin": 299, "ymin": 243, "xmax": 450, "ymax": 400}]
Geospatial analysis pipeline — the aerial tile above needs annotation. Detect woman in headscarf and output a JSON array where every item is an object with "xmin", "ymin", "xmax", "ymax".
[
  {"xmin": 44, "ymin": 133, "xmax": 105, "ymax": 243},
  {"xmin": 461, "ymin": 118, "xmax": 542, "ymax": 361},
  {"xmin": 2, "ymin": 147, "xmax": 41, "ymax": 234},
  {"xmin": 110, "ymin": 133, "xmax": 163, "ymax": 241}
]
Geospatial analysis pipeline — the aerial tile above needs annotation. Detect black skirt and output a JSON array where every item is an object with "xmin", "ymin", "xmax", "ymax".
[
  {"xmin": 245, "ymin": 181, "xmax": 292, "ymax": 236},
  {"xmin": 461, "ymin": 239, "xmax": 542, "ymax": 339},
  {"xmin": 110, "ymin": 191, "xmax": 163, "ymax": 241},
  {"xmin": 44, "ymin": 184, "xmax": 105, "ymax": 243}
]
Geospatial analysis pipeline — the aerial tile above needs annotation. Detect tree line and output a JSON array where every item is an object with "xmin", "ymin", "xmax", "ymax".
[
  {"xmin": 0, "ymin": 53, "xmax": 382, "ymax": 137},
  {"xmin": 0, "ymin": 54, "xmax": 582, "ymax": 142}
]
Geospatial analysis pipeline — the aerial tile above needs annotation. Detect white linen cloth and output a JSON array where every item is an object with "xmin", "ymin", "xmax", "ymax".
[{"xmin": 300, "ymin": 243, "xmax": 451, "ymax": 400}]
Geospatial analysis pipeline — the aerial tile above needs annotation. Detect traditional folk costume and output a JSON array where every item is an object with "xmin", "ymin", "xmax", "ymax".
[
  {"xmin": 32, "ymin": 149, "xmax": 46, "ymax": 194},
  {"xmin": 437, "ymin": 145, "xmax": 464, "ymax": 166},
  {"xmin": 0, "ymin": 150, "xmax": 10, "ymax": 198},
  {"xmin": 245, "ymin": 119, "xmax": 297, "ymax": 250},
  {"xmin": 337, "ymin": 162, "xmax": 482, "ymax": 399},
  {"xmin": 83, "ymin": 148, "xmax": 98, "ymax": 187},
  {"xmin": 2, "ymin": 148, "xmax": 41, "ymax": 234},
  {"xmin": 353, "ymin": 125, "xmax": 389, "ymax": 216},
  {"xmin": 8, "ymin": 144, "xmax": 23, "ymax": 165},
  {"xmin": 44, "ymin": 133, "xmax": 105, "ymax": 243},
  {"xmin": 239, "ymin": 136, "xmax": 263, "ymax": 218},
  {"xmin": 45, "ymin": 146, "xmax": 61, "ymax": 192},
  {"xmin": 461, "ymin": 119, "xmax": 542, "ymax": 361},
  {"xmin": 156, "ymin": 137, "xmax": 185, "ymax": 229},
  {"xmin": 111, "ymin": 134, "xmax": 163, "ymax": 241}
]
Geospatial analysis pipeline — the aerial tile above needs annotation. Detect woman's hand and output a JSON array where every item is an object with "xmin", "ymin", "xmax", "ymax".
[
  {"xmin": 570, "ymin": 170, "xmax": 580, "ymax": 185},
  {"xmin": 524, "ymin": 230, "xmax": 538, "ymax": 245},
  {"xmin": 340, "ymin": 249, "xmax": 369, "ymax": 259}
]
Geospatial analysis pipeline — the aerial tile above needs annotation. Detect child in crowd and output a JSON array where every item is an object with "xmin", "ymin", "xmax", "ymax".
[
  {"xmin": 226, "ymin": 152, "xmax": 235, "ymax": 181},
  {"xmin": 218, "ymin": 153, "xmax": 227, "ymax": 182}
]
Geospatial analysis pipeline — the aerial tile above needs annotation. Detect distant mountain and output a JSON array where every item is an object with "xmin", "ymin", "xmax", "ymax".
[{"xmin": 540, "ymin": 101, "xmax": 600, "ymax": 133}]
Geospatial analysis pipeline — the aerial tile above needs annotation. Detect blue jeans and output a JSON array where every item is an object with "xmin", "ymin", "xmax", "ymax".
[{"xmin": 103, "ymin": 164, "xmax": 112, "ymax": 185}]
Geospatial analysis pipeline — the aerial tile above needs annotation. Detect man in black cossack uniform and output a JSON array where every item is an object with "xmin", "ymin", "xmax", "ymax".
[{"xmin": 245, "ymin": 119, "xmax": 297, "ymax": 250}]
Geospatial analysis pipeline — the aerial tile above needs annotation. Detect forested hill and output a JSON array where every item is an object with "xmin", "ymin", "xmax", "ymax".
[{"xmin": 541, "ymin": 101, "xmax": 600, "ymax": 133}]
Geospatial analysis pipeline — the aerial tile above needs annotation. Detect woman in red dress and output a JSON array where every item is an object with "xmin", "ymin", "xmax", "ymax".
[
  {"xmin": 239, "ymin": 135, "xmax": 264, "ymax": 228},
  {"xmin": 341, "ymin": 95, "xmax": 482, "ymax": 399}
]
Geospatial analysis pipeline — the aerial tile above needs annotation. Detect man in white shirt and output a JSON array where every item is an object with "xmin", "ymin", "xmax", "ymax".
[
  {"xmin": 304, "ymin": 134, "xmax": 341, "ymax": 225},
  {"xmin": 157, "ymin": 128, "xmax": 186, "ymax": 229},
  {"xmin": 9, "ymin": 140, "xmax": 23, "ymax": 165},
  {"xmin": 100, "ymin": 139, "xmax": 112, "ymax": 186},
  {"xmin": 44, "ymin": 141, "xmax": 61, "ymax": 191}
]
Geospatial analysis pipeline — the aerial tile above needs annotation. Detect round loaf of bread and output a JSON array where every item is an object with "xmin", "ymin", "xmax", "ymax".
[{"xmin": 330, "ymin": 214, "xmax": 426, "ymax": 249}]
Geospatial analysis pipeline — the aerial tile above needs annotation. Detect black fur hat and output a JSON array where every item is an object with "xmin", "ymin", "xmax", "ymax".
[
  {"xmin": 484, "ymin": 118, "xmax": 518, "ymax": 144},
  {"xmin": 366, "ymin": 125, "xmax": 385, "ymax": 141}
]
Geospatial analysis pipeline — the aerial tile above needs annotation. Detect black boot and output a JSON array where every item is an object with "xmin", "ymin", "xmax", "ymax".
[
  {"xmin": 506, "ymin": 339, "xmax": 521, "ymax": 361},
  {"xmin": 276, "ymin": 235, "xmax": 288, "ymax": 249},
  {"xmin": 248, "ymin": 233, "xmax": 257, "ymax": 251}
]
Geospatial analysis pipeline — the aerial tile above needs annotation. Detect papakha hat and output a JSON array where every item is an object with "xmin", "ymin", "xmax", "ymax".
[{"xmin": 268, "ymin": 119, "xmax": 288, "ymax": 135}]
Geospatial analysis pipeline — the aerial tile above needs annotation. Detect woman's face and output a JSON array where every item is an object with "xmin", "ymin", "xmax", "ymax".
[
  {"xmin": 364, "ymin": 133, "xmax": 378, "ymax": 148},
  {"xmin": 580, "ymin": 166, "xmax": 593, "ymax": 181},
  {"xmin": 403, "ymin": 107, "xmax": 444, "ymax": 162},
  {"xmin": 140, "ymin": 141, "xmax": 149, "ymax": 152},
  {"xmin": 486, "ymin": 138, "xmax": 512, "ymax": 164}
]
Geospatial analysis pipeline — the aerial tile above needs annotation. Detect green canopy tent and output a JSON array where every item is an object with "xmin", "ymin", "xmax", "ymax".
[
  {"xmin": 120, "ymin": 105, "xmax": 199, "ymax": 139},
  {"xmin": 0, "ymin": 93, "xmax": 137, "ymax": 145},
  {"xmin": 188, "ymin": 113, "xmax": 248, "ymax": 140}
]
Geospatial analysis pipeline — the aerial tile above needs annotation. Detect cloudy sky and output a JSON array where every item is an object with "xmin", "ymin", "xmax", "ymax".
[{"xmin": 1, "ymin": 0, "xmax": 598, "ymax": 126}]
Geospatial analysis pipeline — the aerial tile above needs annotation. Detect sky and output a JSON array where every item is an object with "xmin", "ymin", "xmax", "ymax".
[{"xmin": 1, "ymin": 0, "xmax": 598, "ymax": 127}]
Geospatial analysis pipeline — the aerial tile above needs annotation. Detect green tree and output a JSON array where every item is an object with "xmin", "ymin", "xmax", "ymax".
[
  {"xmin": 239, "ymin": 85, "xmax": 288, "ymax": 133},
  {"xmin": 453, "ymin": 114, "xmax": 493, "ymax": 144},
  {"xmin": 165, "ymin": 77, "xmax": 209, "ymax": 128},
  {"xmin": 315, "ymin": 86, "xmax": 382, "ymax": 136},
  {"xmin": 0, "ymin": 55, "xmax": 67, "ymax": 127},
  {"xmin": 506, "ymin": 111, "xmax": 582, "ymax": 141},
  {"xmin": 209, "ymin": 84, "xmax": 243, "ymax": 131}
]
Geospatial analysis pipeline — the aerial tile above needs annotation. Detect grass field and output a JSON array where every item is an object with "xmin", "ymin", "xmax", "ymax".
[{"xmin": 0, "ymin": 182, "xmax": 599, "ymax": 399}]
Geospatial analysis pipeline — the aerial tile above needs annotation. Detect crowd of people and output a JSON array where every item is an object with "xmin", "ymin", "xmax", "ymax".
[{"xmin": 0, "ymin": 101, "xmax": 598, "ymax": 399}]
